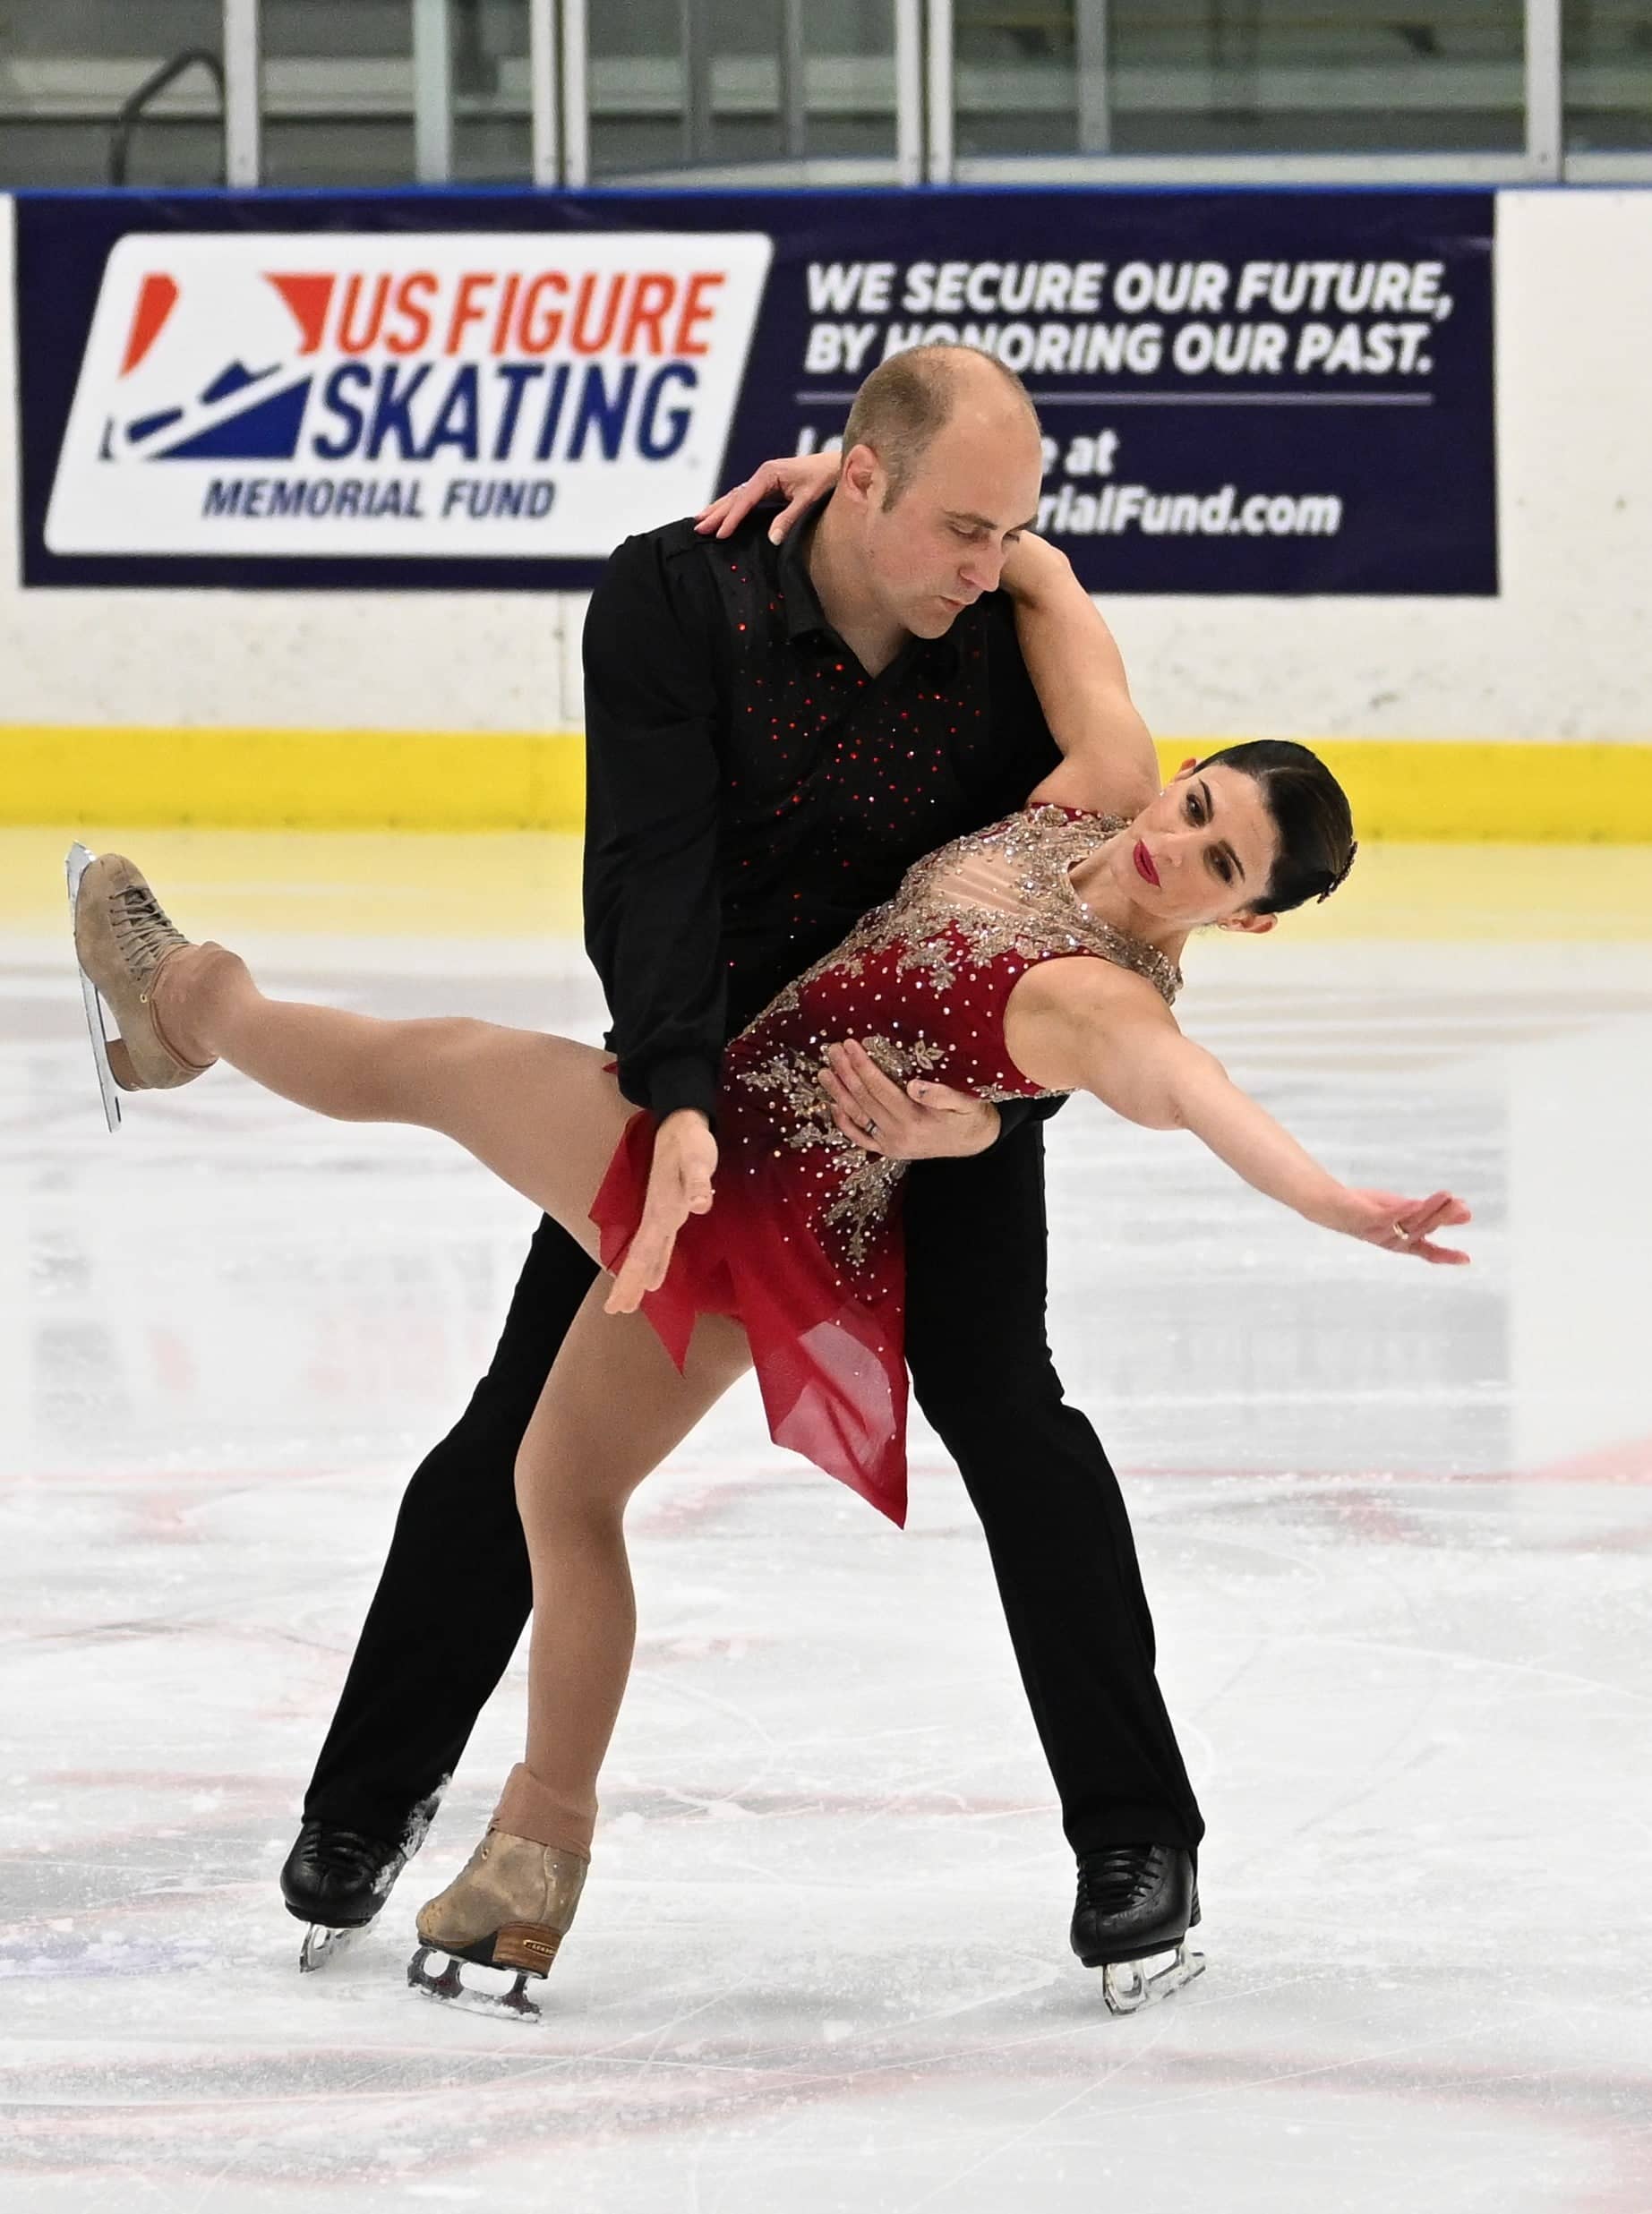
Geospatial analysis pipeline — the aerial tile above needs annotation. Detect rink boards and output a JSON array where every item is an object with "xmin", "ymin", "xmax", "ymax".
[{"xmin": 1, "ymin": 187, "xmax": 1650, "ymax": 833}]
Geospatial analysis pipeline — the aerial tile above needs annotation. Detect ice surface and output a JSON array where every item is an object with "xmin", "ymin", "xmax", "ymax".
[{"xmin": 3, "ymin": 831, "xmax": 1650, "ymax": 2211}]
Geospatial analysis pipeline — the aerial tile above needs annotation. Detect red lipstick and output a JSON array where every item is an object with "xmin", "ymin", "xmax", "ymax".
[{"xmin": 1134, "ymin": 841, "xmax": 1160, "ymax": 887}]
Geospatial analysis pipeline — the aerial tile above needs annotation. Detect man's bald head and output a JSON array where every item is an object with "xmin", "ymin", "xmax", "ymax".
[
  {"xmin": 841, "ymin": 346, "xmax": 1042, "ymax": 508},
  {"xmin": 821, "ymin": 344, "xmax": 1046, "ymax": 646}
]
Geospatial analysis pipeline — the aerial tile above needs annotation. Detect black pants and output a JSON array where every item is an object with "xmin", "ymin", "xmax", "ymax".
[{"xmin": 305, "ymin": 1123, "xmax": 1204, "ymax": 1859}]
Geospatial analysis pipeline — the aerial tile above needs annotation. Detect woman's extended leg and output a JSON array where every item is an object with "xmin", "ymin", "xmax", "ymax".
[{"xmin": 157, "ymin": 943, "xmax": 629, "ymax": 1259}]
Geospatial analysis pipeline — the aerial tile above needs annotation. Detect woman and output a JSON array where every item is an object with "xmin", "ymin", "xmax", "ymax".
[{"xmin": 69, "ymin": 535, "xmax": 1469, "ymax": 2011}]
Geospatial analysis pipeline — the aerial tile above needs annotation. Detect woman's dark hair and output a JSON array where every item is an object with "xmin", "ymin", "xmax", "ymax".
[{"xmin": 1197, "ymin": 740, "xmax": 1357, "ymax": 915}]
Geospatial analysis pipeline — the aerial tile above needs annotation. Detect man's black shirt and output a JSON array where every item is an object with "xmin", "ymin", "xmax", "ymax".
[{"xmin": 582, "ymin": 498, "xmax": 1061, "ymax": 1123}]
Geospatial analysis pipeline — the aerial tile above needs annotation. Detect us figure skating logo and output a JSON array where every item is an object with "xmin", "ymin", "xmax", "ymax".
[{"xmin": 45, "ymin": 231, "xmax": 774, "ymax": 559}]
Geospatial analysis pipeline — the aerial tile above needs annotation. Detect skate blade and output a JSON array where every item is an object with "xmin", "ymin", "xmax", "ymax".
[
  {"xmin": 407, "ymin": 1944, "xmax": 542, "ymax": 2022},
  {"xmin": 65, "ymin": 842, "xmax": 123, "ymax": 1133},
  {"xmin": 1101, "ymin": 1943, "xmax": 1205, "ymax": 2016},
  {"xmin": 298, "ymin": 1920, "xmax": 372, "ymax": 1973}
]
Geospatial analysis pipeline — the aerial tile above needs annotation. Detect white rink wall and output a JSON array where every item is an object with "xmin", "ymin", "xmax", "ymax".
[{"xmin": 2, "ymin": 188, "xmax": 1649, "ymax": 748}]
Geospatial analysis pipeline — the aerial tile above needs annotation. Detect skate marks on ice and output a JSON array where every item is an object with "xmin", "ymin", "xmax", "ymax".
[
  {"xmin": 4, "ymin": 851, "xmax": 1652, "ymax": 2209},
  {"xmin": 2, "ymin": 1891, "xmax": 1648, "ymax": 2214},
  {"xmin": 4, "ymin": 1467, "xmax": 1649, "ymax": 2214}
]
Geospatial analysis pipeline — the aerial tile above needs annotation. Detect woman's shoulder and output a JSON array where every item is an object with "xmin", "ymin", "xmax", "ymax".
[
  {"xmin": 1006, "ymin": 947, "xmax": 1179, "ymax": 1093},
  {"xmin": 1026, "ymin": 757, "xmax": 1160, "ymax": 823},
  {"xmin": 1024, "ymin": 951, "xmax": 1176, "ymax": 1018}
]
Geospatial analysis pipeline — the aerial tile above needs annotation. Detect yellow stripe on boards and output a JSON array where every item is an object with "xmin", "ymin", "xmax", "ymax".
[
  {"xmin": 0, "ymin": 725, "xmax": 586, "ymax": 832},
  {"xmin": 4, "ymin": 724, "xmax": 1652, "ymax": 841}
]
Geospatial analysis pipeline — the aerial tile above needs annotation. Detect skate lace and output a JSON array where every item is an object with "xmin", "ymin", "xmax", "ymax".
[
  {"xmin": 111, "ymin": 883, "xmax": 184, "ymax": 973},
  {"xmin": 1075, "ymin": 1843, "xmax": 1164, "ymax": 1912},
  {"xmin": 314, "ymin": 1826, "xmax": 399, "ymax": 1883}
]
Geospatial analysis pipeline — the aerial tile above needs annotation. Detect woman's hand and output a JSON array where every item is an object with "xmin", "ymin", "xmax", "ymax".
[
  {"xmin": 1334, "ymin": 1187, "xmax": 1474, "ymax": 1265},
  {"xmin": 819, "ymin": 1040, "xmax": 1000, "ymax": 1159},
  {"xmin": 695, "ymin": 450, "xmax": 840, "ymax": 544},
  {"xmin": 605, "ymin": 1108, "xmax": 718, "ymax": 1314}
]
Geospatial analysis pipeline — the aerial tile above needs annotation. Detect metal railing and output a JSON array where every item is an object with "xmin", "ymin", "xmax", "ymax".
[
  {"xmin": 3, "ymin": 0, "xmax": 1632, "ymax": 191},
  {"xmin": 107, "ymin": 47, "xmax": 226, "ymax": 187}
]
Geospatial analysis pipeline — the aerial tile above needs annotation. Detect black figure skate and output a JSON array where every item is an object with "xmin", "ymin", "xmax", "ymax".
[
  {"xmin": 283, "ymin": 1791, "xmax": 441, "ymax": 1972},
  {"xmin": 1070, "ymin": 1843, "xmax": 1205, "ymax": 2013}
]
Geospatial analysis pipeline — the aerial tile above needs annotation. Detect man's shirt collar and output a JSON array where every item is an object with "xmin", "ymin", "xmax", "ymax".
[
  {"xmin": 772, "ymin": 493, "xmax": 965, "ymax": 676},
  {"xmin": 775, "ymin": 494, "xmax": 834, "ymax": 642}
]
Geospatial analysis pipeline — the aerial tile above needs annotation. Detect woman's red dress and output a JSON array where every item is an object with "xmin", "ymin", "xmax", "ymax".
[{"xmin": 591, "ymin": 806, "xmax": 1180, "ymax": 1526}]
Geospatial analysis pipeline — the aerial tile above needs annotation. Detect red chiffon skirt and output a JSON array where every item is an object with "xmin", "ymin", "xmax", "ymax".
[{"xmin": 590, "ymin": 1109, "xmax": 911, "ymax": 1526}]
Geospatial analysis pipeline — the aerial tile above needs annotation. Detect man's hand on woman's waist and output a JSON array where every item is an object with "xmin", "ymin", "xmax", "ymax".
[{"xmin": 819, "ymin": 1040, "xmax": 1001, "ymax": 1162}]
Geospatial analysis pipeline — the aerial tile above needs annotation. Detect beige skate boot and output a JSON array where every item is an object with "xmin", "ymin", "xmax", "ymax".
[
  {"xmin": 68, "ymin": 848, "xmax": 214, "ymax": 1122},
  {"xmin": 408, "ymin": 1828, "xmax": 588, "ymax": 2020}
]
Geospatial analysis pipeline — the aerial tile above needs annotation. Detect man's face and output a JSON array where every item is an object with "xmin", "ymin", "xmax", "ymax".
[{"xmin": 854, "ymin": 412, "xmax": 1044, "ymax": 639}]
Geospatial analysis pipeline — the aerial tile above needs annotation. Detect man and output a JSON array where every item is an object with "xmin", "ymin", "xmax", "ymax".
[{"xmin": 282, "ymin": 346, "xmax": 1203, "ymax": 1981}]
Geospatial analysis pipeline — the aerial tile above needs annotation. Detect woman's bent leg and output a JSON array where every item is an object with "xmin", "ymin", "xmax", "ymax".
[
  {"xmin": 412, "ymin": 1278, "xmax": 749, "ymax": 1985},
  {"xmin": 494, "ymin": 1278, "xmax": 751, "ymax": 1855},
  {"xmin": 159, "ymin": 947, "xmax": 628, "ymax": 1259}
]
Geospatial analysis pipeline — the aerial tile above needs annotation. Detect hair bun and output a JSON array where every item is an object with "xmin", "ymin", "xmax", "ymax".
[{"xmin": 1317, "ymin": 841, "xmax": 1359, "ymax": 902}]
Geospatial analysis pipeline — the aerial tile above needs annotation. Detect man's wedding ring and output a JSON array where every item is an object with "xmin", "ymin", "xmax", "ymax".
[
  {"xmin": 1391, "ymin": 1220, "xmax": 1410, "ymax": 1244},
  {"xmin": 865, "ymin": 1119, "xmax": 878, "ymax": 1137}
]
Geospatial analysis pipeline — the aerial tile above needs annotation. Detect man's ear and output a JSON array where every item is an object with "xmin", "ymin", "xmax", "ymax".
[
  {"xmin": 1218, "ymin": 910, "xmax": 1278, "ymax": 937},
  {"xmin": 838, "ymin": 442, "xmax": 878, "ymax": 509}
]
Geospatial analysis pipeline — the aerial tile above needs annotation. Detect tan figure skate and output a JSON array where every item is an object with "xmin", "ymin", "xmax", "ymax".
[
  {"xmin": 408, "ymin": 1828, "xmax": 588, "ymax": 2021},
  {"xmin": 66, "ymin": 845, "xmax": 214, "ymax": 1130}
]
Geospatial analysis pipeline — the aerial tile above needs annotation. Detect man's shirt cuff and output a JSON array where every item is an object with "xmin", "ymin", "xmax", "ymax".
[{"xmin": 635, "ymin": 1053, "xmax": 720, "ymax": 1124}]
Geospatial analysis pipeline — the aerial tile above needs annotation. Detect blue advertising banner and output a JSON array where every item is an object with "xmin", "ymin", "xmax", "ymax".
[{"xmin": 13, "ymin": 187, "xmax": 1495, "ymax": 594}]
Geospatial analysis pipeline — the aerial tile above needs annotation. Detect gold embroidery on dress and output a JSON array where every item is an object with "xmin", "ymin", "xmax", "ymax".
[
  {"xmin": 896, "ymin": 807, "xmax": 1183, "ymax": 1004},
  {"xmin": 730, "ymin": 808, "xmax": 1182, "ymax": 1274},
  {"xmin": 744, "ymin": 808, "xmax": 1180, "ymax": 1034},
  {"xmin": 738, "ymin": 1033, "xmax": 950, "ymax": 1270}
]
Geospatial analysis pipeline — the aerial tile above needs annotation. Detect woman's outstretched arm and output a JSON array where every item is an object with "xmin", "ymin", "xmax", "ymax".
[
  {"xmin": 1000, "ymin": 534, "xmax": 1163, "ymax": 819},
  {"xmin": 1014, "ymin": 972, "xmax": 1472, "ymax": 1263}
]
